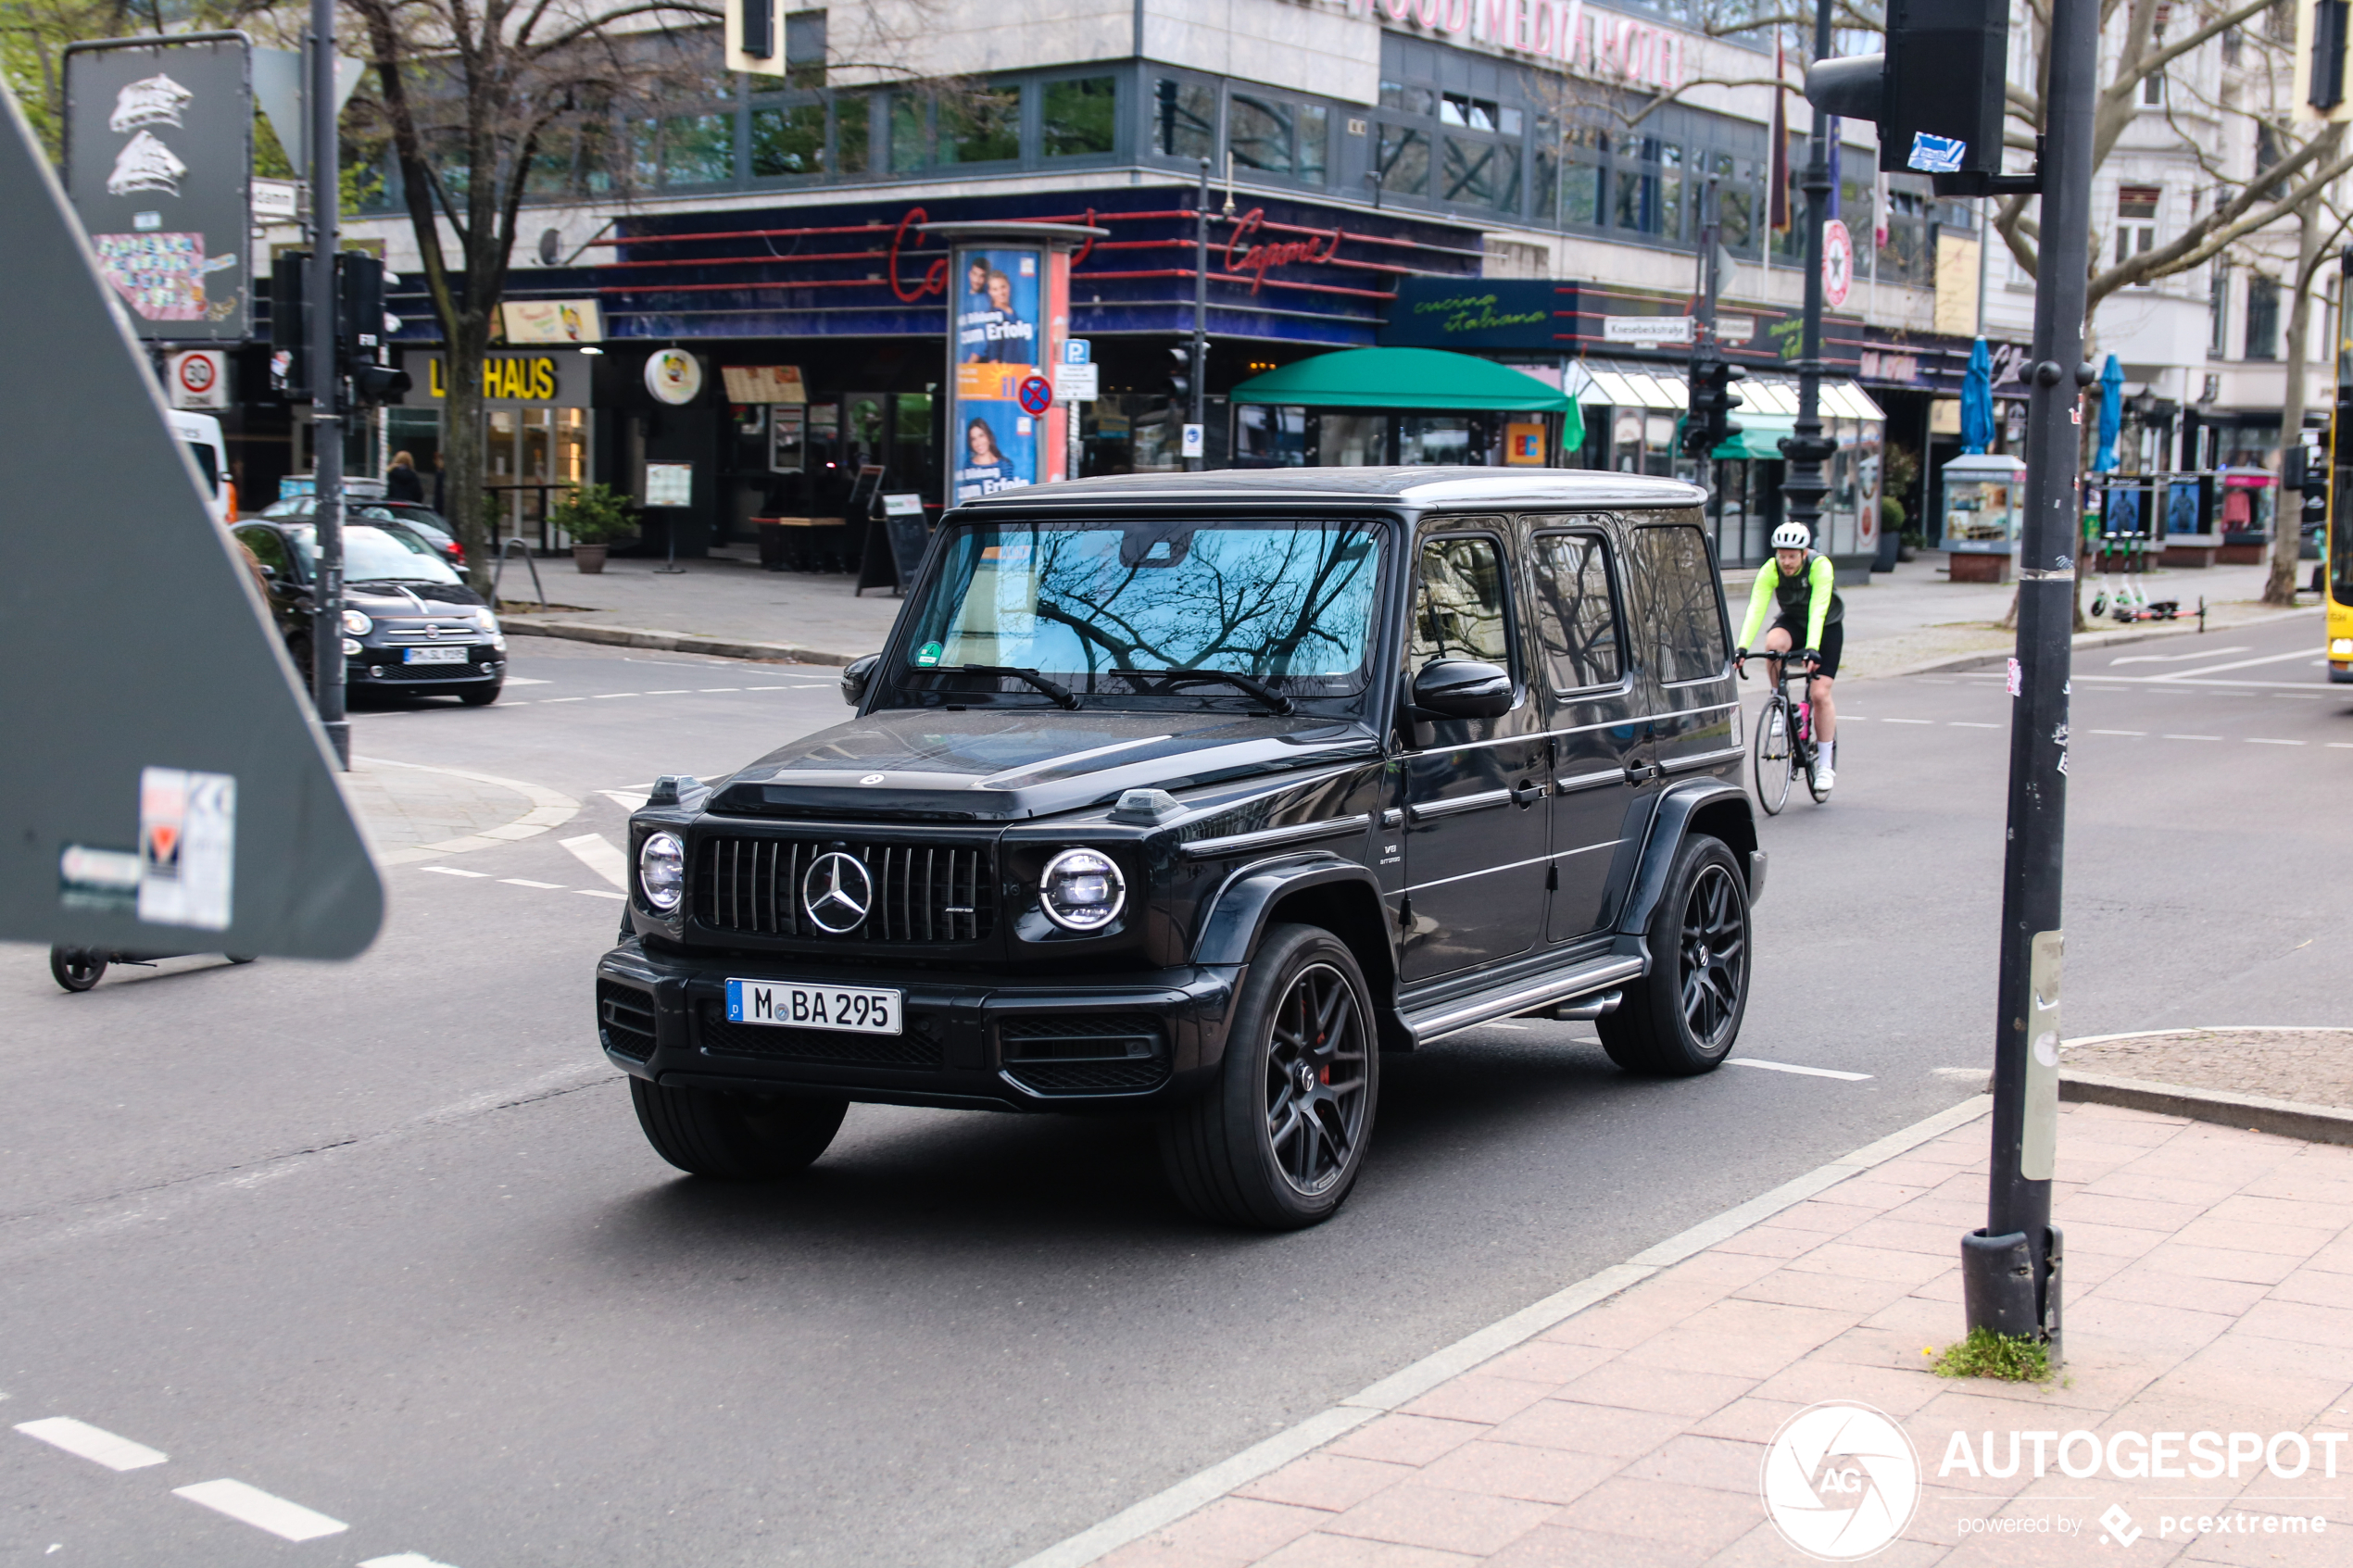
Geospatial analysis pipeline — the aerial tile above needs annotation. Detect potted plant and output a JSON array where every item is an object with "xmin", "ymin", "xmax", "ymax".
[{"xmin": 548, "ymin": 483, "xmax": 635, "ymax": 573}]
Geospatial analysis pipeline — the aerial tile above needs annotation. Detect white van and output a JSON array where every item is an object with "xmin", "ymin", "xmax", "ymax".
[{"xmin": 168, "ymin": 409, "xmax": 233, "ymax": 525}]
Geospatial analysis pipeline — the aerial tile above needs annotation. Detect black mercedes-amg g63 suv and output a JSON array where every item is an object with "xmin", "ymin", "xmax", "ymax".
[{"xmin": 597, "ymin": 469, "xmax": 1762, "ymax": 1228}]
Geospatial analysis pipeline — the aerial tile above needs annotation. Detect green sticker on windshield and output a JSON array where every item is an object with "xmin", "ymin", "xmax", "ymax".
[{"xmin": 914, "ymin": 641, "xmax": 943, "ymax": 667}]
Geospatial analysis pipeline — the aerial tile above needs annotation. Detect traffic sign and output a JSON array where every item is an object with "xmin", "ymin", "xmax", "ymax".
[
  {"xmin": 1017, "ymin": 374, "xmax": 1053, "ymax": 416},
  {"xmin": 1063, "ymin": 338, "xmax": 1090, "ymax": 365},
  {"xmin": 1056, "ymin": 363, "xmax": 1099, "ymax": 401},
  {"xmin": 170, "ymin": 348, "xmax": 226, "ymax": 408},
  {"xmin": 1181, "ymin": 422, "xmax": 1205, "ymax": 458},
  {"xmin": 1823, "ymin": 220, "xmax": 1855, "ymax": 309}
]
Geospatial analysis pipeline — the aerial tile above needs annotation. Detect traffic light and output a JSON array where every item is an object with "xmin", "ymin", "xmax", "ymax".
[
  {"xmin": 1805, "ymin": 0, "xmax": 2012, "ymax": 194},
  {"xmin": 1682, "ymin": 356, "xmax": 1746, "ymax": 459},
  {"xmin": 267, "ymin": 251, "xmax": 411, "ymax": 406},
  {"xmin": 1168, "ymin": 343, "xmax": 1192, "ymax": 398},
  {"xmin": 335, "ymin": 252, "xmax": 412, "ymax": 406},
  {"xmin": 2296, "ymin": 0, "xmax": 2351, "ymax": 120}
]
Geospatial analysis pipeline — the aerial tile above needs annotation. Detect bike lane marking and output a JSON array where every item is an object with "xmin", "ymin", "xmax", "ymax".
[
  {"xmin": 15, "ymin": 1418, "xmax": 166, "ymax": 1471},
  {"xmin": 173, "ymin": 1478, "xmax": 346, "ymax": 1541}
]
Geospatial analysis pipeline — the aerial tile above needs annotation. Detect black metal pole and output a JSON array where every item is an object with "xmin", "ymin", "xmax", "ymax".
[
  {"xmin": 1190, "ymin": 157, "xmax": 1209, "ymax": 472},
  {"xmin": 1778, "ymin": 0, "xmax": 1835, "ymax": 544},
  {"xmin": 1961, "ymin": 0, "xmax": 2094, "ymax": 1363},
  {"xmin": 308, "ymin": 5, "xmax": 347, "ymax": 768}
]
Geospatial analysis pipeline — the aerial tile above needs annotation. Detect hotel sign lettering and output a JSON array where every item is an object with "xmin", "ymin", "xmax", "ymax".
[{"xmin": 1320, "ymin": 0, "xmax": 1690, "ymax": 91}]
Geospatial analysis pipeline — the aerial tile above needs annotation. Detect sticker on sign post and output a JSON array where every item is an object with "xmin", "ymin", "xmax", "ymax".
[
  {"xmin": 1180, "ymin": 423, "xmax": 1205, "ymax": 458},
  {"xmin": 1906, "ymin": 132, "xmax": 1967, "ymax": 173},
  {"xmin": 138, "ymin": 766, "xmax": 234, "ymax": 930}
]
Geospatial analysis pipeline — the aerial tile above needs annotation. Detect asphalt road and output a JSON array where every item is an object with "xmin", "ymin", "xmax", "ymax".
[{"xmin": 1, "ymin": 613, "xmax": 2343, "ymax": 1568}]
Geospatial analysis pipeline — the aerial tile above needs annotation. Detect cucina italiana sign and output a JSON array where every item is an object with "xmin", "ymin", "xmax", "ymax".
[{"xmin": 1342, "ymin": 0, "xmax": 1691, "ymax": 92}]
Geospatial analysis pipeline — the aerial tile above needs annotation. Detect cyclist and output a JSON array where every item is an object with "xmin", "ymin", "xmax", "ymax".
[{"xmin": 1735, "ymin": 521, "xmax": 1844, "ymax": 791}]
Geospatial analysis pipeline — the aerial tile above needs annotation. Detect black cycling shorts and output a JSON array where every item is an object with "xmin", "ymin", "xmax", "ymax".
[{"xmin": 1770, "ymin": 618, "xmax": 1843, "ymax": 679}]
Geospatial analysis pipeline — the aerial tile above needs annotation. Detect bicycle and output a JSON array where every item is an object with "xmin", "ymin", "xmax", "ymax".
[{"xmin": 1739, "ymin": 649, "xmax": 1829, "ymax": 814}]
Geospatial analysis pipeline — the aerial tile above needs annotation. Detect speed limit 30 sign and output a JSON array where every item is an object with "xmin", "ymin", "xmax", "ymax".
[{"xmin": 170, "ymin": 348, "xmax": 227, "ymax": 409}]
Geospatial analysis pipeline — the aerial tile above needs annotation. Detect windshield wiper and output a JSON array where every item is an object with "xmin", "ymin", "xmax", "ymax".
[
  {"xmin": 1107, "ymin": 667, "xmax": 1295, "ymax": 716},
  {"xmin": 959, "ymin": 663, "xmax": 1080, "ymax": 709}
]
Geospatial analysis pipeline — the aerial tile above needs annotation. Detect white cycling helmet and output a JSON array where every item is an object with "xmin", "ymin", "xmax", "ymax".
[{"xmin": 1771, "ymin": 522, "xmax": 1813, "ymax": 551}]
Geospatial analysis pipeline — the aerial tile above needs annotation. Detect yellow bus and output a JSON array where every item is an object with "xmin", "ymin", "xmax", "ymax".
[{"xmin": 2336, "ymin": 390, "xmax": 2353, "ymax": 683}]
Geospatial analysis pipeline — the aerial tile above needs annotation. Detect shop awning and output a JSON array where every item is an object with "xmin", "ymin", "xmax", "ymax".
[{"xmin": 1230, "ymin": 347, "xmax": 1581, "ymax": 414}]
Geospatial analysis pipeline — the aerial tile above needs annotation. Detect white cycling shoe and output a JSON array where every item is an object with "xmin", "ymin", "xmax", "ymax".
[{"xmin": 1815, "ymin": 746, "xmax": 1836, "ymax": 793}]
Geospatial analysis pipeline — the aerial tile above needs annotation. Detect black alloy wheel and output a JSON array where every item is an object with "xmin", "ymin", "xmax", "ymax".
[
  {"xmin": 1598, "ymin": 834, "xmax": 1751, "ymax": 1076},
  {"xmin": 1161, "ymin": 923, "xmax": 1380, "ymax": 1229}
]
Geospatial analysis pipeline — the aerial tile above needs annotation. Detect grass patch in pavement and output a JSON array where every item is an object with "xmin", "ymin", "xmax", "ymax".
[{"xmin": 1929, "ymin": 1326, "xmax": 2053, "ymax": 1383}]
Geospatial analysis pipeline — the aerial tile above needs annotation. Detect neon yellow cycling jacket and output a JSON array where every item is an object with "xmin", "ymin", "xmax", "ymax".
[{"xmin": 1738, "ymin": 552, "xmax": 1840, "ymax": 650}]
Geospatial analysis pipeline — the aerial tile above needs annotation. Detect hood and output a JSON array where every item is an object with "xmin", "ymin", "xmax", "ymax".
[
  {"xmin": 345, "ymin": 580, "xmax": 486, "ymax": 612},
  {"xmin": 709, "ymin": 706, "xmax": 1382, "ymax": 822}
]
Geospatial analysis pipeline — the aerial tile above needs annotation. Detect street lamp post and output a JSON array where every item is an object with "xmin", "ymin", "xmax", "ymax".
[
  {"xmin": 1779, "ymin": 0, "xmax": 1838, "ymax": 552},
  {"xmin": 1190, "ymin": 157, "xmax": 1209, "ymax": 472},
  {"xmin": 307, "ymin": 0, "xmax": 348, "ymax": 769}
]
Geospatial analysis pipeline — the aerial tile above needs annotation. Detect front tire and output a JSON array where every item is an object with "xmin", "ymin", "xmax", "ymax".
[
  {"xmin": 1598, "ymin": 835, "xmax": 1751, "ymax": 1076},
  {"xmin": 49, "ymin": 947, "xmax": 106, "ymax": 992},
  {"xmin": 629, "ymin": 1077, "xmax": 847, "ymax": 1179},
  {"xmin": 1160, "ymin": 923, "xmax": 1379, "ymax": 1230},
  {"xmin": 1753, "ymin": 695, "xmax": 1793, "ymax": 816},
  {"xmin": 458, "ymin": 681, "xmax": 503, "ymax": 707}
]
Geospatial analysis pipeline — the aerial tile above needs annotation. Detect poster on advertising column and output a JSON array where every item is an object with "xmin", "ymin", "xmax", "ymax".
[{"xmin": 948, "ymin": 244, "xmax": 1068, "ymax": 505}]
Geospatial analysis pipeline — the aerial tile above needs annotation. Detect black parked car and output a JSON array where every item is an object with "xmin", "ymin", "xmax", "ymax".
[
  {"xmin": 259, "ymin": 495, "xmax": 465, "ymax": 567},
  {"xmin": 598, "ymin": 470, "xmax": 1761, "ymax": 1228},
  {"xmin": 233, "ymin": 520, "xmax": 508, "ymax": 705}
]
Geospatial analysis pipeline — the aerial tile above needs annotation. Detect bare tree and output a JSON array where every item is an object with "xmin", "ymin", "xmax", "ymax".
[{"xmin": 342, "ymin": 0, "xmax": 717, "ymax": 589}]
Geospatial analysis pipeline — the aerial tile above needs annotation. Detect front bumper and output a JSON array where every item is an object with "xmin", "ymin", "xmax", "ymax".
[
  {"xmin": 347, "ymin": 645, "xmax": 503, "ymax": 686},
  {"xmin": 595, "ymin": 939, "xmax": 1240, "ymax": 1111}
]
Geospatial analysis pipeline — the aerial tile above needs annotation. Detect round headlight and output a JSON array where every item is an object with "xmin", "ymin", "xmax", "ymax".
[
  {"xmin": 343, "ymin": 608, "xmax": 372, "ymax": 635},
  {"xmin": 1040, "ymin": 847, "xmax": 1125, "ymax": 932},
  {"xmin": 639, "ymin": 831, "xmax": 686, "ymax": 912}
]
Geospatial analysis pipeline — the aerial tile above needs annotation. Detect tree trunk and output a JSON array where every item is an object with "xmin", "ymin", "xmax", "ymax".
[
  {"xmin": 444, "ymin": 313, "xmax": 495, "ymax": 597},
  {"xmin": 2267, "ymin": 201, "xmax": 2325, "ymax": 607}
]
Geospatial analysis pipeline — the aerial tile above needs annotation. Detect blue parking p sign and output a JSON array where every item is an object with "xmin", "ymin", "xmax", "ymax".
[{"xmin": 1063, "ymin": 338, "xmax": 1090, "ymax": 366}]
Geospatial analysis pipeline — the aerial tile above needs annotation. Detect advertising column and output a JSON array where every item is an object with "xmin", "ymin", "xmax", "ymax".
[{"xmin": 948, "ymin": 242, "xmax": 1070, "ymax": 504}]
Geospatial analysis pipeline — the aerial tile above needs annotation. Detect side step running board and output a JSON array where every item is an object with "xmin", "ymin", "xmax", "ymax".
[{"xmin": 1401, "ymin": 956, "xmax": 1646, "ymax": 1046}]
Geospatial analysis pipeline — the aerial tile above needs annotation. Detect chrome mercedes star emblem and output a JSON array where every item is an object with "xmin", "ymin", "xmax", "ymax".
[
  {"xmin": 859, "ymin": 773, "xmax": 887, "ymax": 785},
  {"xmin": 802, "ymin": 851, "xmax": 874, "ymax": 934}
]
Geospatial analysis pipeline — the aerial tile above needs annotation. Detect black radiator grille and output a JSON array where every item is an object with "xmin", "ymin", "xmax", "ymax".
[
  {"xmin": 696, "ymin": 836, "xmax": 995, "ymax": 943},
  {"xmin": 598, "ymin": 980, "xmax": 656, "ymax": 1060},
  {"xmin": 697, "ymin": 1002, "xmax": 943, "ymax": 1068}
]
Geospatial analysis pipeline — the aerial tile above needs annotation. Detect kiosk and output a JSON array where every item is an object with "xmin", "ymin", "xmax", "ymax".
[{"xmin": 1939, "ymin": 453, "xmax": 2027, "ymax": 583}]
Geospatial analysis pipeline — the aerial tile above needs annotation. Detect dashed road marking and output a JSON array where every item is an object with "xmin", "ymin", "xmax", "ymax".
[
  {"xmin": 600, "ymin": 790, "xmax": 651, "ymax": 811},
  {"xmin": 1729, "ymin": 1058, "xmax": 1874, "ymax": 1082},
  {"xmin": 363, "ymin": 1555, "xmax": 464, "ymax": 1568},
  {"xmin": 644, "ymin": 689, "xmax": 691, "ymax": 696},
  {"xmin": 499, "ymin": 878, "xmax": 565, "ymax": 888},
  {"xmin": 172, "ymin": 1478, "xmax": 346, "ymax": 1541},
  {"xmin": 2246, "ymin": 738, "xmax": 2305, "ymax": 746},
  {"xmin": 2091, "ymin": 729, "xmax": 2145, "ymax": 735},
  {"xmin": 421, "ymin": 866, "xmax": 490, "ymax": 878},
  {"xmin": 2162, "ymin": 734, "xmax": 2221, "ymax": 741},
  {"xmin": 1882, "ymin": 718, "xmax": 1931, "ymax": 725},
  {"xmin": 539, "ymin": 696, "xmax": 584, "ymax": 703},
  {"xmin": 698, "ymin": 686, "xmax": 741, "ymax": 693},
  {"xmin": 576, "ymin": 889, "xmax": 627, "ymax": 900},
  {"xmin": 15, "ymin": 1418, "xmax": 167, "ymax": 1471},
  {"xmin": 559, "ymin": 833, "xmax": 629, "ymax": 889},
  {"xmin": 1949, "ymin": 721, "xmax": 1998, "ymax": 728},
  {"xmin": 591, "ymin": 692, "xmax": 639, "ymax": 699}
]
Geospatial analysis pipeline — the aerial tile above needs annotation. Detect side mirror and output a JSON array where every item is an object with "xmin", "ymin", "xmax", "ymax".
[
  {"xmin": 256, "ymin": 563, "xmax": 277, "ymax": 579},
  {"xmin": 840, "ymin": 652, "xmax": 879, "ymax": 708},
  {"xmin": 1412, "ymin": 659, "xmax": 1513, "ymax": 720}
]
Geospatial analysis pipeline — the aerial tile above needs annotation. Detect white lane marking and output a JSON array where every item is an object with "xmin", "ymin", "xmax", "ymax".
[
  {"xmin": 1949, "ymin": 721, "xmax": 1998, "ymax": 728},
  {"xmin": 1729, "ymin": 1058, "xmax": 1874, "ymax": 1082},
  {"xmin": 2153, "ymin": 648, "xmax": 2332, "ymax": 680},
  {"xmin": 421, "ymin": 866, "xmax": 490, "ymax": 878},
  {"xmin": 575, "ymin": 888, "xmax": 627, "ymax": 900},
  {"xmin": 698, "ymin": 686, "xmax": 742, "ymax": 693},
  {"xmin": 499, "ymin": 879, "xmax": 565, "ymax": 889},
  {"xmin": 1882, "ymin": 718, "xmax": 1931, "ymax": 725},
  {"xmin": 501, "ymin": 675, "xmax": 551, "ymax": 685},
  {"xmin": 599, "ymin": 790, "xmax": 651, "ymax": 811},
  {"xmin": 2246, "ymin": 738, "xmax": 2305, "ymax": 746},
  {"xmin": 559, "ymin": 834, "xmax": 629, "ymax": 889},
  {"xmin": 2332, "ymin": 742, "xmax": 2353, "ymax": 749},
  {"xmin": 172, "ymin": 1479, "xmax": 346, "ymax": 1541},
  {"xmin": 591, "ymin": 692, "xmax": 639, "ymax": 699},
  {"xmin": 363, "ymin": 1555, "xmax": 464, "ymax": 1568},
  {"xmin": 539, "ymin": 696, "xmax": 584, "ymax": 703},
  {"xmin": 2090, "ymin": 729, "xmax": 2145, "ymax": 736},
  {"xmin": 2110, "ymin": 646, "xmax": 2249, "ymax": 665},
  {"xmin": 15, "ymin": 1418, "xmax": 167, "ymax": 1471},
  {"xmin": 643, "ymin": 689, "xmax": 691, "ymax": 696},
  {"xmin": 2163, "ymin": 734, "xmax": 2221, "ymax": 741}
]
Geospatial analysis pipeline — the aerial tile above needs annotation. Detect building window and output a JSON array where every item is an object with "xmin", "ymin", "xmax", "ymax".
[
  {"xmin": 2245, "ymin": 275, "xmax": 2281, "ymax": 359},
  {"xmin": 1614, "ymin": 139, "xmax": 1681, "ymax": 240},
  {"xmin": 2116, "ymin": 183, "xmax": 2158, "ymax": 270},
  {"xmin": 1153, "ymin": 80, "xmax": 1214, "ymax": 161},
  {"xmin": 1443, "ymin": 136, "xmax": 1521, "ymax": 212},
  {"xmin": 1379, "ymin": 80, "xmax": 1437, "ymax": 116},
  {"xmin": 1561, "ymin": 123, "xmax": 1606, "ymax": 228},
  {"xmin": 837, "ymin": 94, "xmax": 872, "ymax": 174},
  {"xmin": 656, "ymin": 114, "xmax": 734, "ymax": 185},
  {"xmin": 1231, "ymin": 95, "xmax": 1302, "ymax": 178},
  {"xmin": 749, "ymin": 102, "xmax": 826, "ymax": 177},
  {"xmin": 939, "ymin": 86, "xmax": 1020, "ymax": 163},
  {"xmin": 2141, "ymin": 67, "xmax": 2164, "ymax": 105},
  {"xmin": 784, "ymin": 10, "xmax": 826, "ymax": 88},
  {"xmin": 1376, "ymin": 123, "xmax": 1430, "ymax": 196},
  {"xmin": 889, "ymin": 94, "xmax": 927, "ymax": 172},
  {"xmin": 1042, "ymin": 77, "xmax": 1116, "ymax": 157}
]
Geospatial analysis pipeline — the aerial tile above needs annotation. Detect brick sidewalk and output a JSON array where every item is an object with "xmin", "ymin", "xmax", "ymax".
[
  {"xmin": 343, "ymin": 756, "xmax": 579, "ymax": 866},
  {"xmin": 1082, "ymin": 1101, "xmax": 2353, "ymax": 1568}
]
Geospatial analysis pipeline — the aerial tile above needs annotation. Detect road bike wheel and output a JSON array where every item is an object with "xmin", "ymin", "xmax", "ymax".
[{"xmin": 1752, "ymin": 695, "xmax": 1793, "ymax": 816}]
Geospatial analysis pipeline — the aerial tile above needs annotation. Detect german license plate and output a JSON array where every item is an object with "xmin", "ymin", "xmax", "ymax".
[
  {"xmin": 725, "ymin": 978, "xmax": 900, "ymax": 1035},
  {"xmin": 403, "ymin": 646, "xmax": 468, "ymax": 664}
]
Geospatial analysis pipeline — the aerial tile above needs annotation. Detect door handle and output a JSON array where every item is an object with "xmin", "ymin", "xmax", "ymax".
[
  {"xmin": 1624, "ymin": 758, "xmax": 1661, "ymax": 784},
  {"xmin": 1510, "ymin": 779, "xmax": 1543, "ymax": 808}
]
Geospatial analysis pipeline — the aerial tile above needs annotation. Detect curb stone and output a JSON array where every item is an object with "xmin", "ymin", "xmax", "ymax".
[
  {"xmin": 2058, "ymin": 1069, "xmax": 2353, "ymax": 1146},
  {"xmin": 1884, "ymin": 601, "xmax": 2318, "ymax": 678},
  {"xmin": 502, "ymin": 619, "xmax": 862, "ymax": 668},
  {"xmin": 354, "ymin": 757, "xmax": 582, "ymax": 866}
]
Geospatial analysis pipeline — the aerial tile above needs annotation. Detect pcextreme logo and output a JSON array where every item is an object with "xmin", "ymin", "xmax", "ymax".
[{"xmin": 1760, "ymin": 1401, "xmax": 1922, "ymax": 1560}]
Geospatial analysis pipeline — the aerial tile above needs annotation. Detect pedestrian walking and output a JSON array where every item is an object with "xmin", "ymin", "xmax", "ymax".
[{"xmin": 386, "ymin": 449, "xmax": 425, "ymax": 504}]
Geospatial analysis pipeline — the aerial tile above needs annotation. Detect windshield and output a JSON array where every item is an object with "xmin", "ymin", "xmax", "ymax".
[
  {"xmin": 900, "ymin": 519, "xmax": 1386, "ymax": 699},
  {"xmin": 289, "ymin": 523, "xmax": 461, "ymax": 585}
]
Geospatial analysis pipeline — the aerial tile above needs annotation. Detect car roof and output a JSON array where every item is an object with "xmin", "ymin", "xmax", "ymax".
[{"xmin": 951, "ymin": 467, "xmax": 1708, "ymax": 513}]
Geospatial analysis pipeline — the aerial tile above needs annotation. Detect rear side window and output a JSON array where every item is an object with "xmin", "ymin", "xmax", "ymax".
[
  {"xmin": 182, "ymin": 439, "xmax": 220, "ymax": 495},
  {"xmin": 1628, "ymin": 524, "xmax": 1727, "ymax": 684},
  {"xmin": 1527, "ymin": 532, "xmax": 1622, "ymax": 692},
  {"xmin": 1409, "ymin": 533, "xmax": 1513, "ymax": 668}
]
